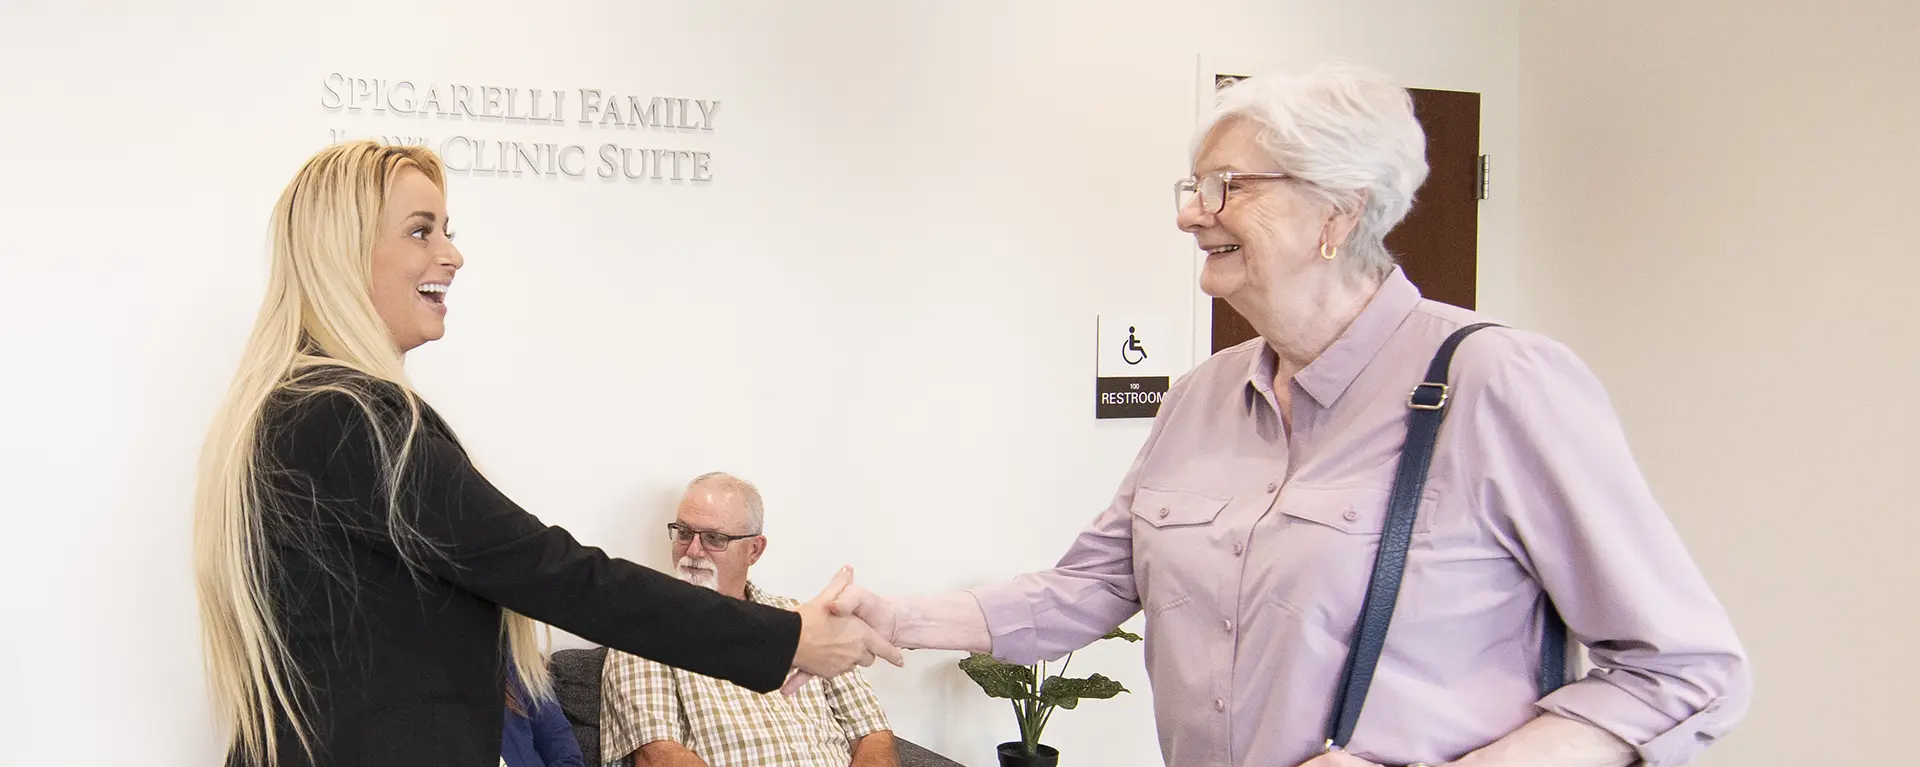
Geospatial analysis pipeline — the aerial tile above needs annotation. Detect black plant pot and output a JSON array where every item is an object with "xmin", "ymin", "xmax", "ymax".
[{"xmin": 996, "ymin": 741, "xmax": 1060, "ymax": 767}]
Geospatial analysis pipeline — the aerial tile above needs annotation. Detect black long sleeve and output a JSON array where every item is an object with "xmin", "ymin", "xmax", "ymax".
[{"xmin": 273, "ymin": 384, "xmax": 803, "ymax": 693}]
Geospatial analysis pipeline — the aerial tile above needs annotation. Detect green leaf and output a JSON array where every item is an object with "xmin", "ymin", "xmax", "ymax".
[
  {"xmin": 1102, "ymin": 627, "xmax": 1144, "ymax": 643},
  {"xmin": 1036, "ymin": 673, "xmax": 1130, "ymax": 710},
  {"xmin": 959, "ymin": 653, "xmax": 1037, "ymax": 701}
]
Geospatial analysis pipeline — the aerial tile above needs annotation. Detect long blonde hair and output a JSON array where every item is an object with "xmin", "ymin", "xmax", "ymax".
[{"xmin": 193, "ymin": 140, "xmax": 552, "ymax": 765}]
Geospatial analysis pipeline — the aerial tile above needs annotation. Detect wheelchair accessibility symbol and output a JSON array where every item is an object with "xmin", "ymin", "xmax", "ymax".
[
  {"xmin": 1121, "ymin": 326, "xmax": 1149, "ymax": 365},
  {"xmin": 1096, "ymin": 315, "xmax": 1169, "ymax": 419}
]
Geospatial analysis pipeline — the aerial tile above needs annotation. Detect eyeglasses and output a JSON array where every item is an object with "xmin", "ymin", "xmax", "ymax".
[
  {"xmin": 667, "ymin": 522, "xmax": 760, "ymax": 551},
  {"xmin": 1174, "ymin": 171, "xmax": 1292, "ymax": 215}
]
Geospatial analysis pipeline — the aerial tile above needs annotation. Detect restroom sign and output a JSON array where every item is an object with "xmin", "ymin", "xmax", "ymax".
[{"xmin": 1097, "ymin": 315, "xmax": 1173, "ymax": 419}]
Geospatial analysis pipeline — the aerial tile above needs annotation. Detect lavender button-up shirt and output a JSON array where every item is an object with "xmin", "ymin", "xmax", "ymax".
[{"xmin": 970, "ymin": 269, "xmax": 1750, "ymax": 767}]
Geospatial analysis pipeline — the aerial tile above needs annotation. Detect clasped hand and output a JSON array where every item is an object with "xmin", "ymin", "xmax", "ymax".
[{"xmin": 783, "ymin": 566, "xmax": 903, "ymax": 695}]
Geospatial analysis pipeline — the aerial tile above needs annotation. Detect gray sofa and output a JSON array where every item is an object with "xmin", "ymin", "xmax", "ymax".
[{"xmin": 549, "ymin": 646, "xmax": 963, "ymax": 767}]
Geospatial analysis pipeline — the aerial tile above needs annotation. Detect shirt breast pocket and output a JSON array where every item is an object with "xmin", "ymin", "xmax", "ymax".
[
  {"xmin": 1269, "ymin": 484, "xmax": 1434, "ymax": 634},
  {"xmin": 1130, "ymin": 486, "xmax": 1228, "ymax": 616},
  {"xmin": 1277, "ymin": 484, "xmax": 1432, "ymax": 536}
]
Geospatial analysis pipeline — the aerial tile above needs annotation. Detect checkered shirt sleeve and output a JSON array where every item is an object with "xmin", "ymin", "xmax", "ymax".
[
  {"xmin": 599, "ymin": 647, "xmax": 687, "ymax": 763},
  {"xmin": 822, "ymin": 666, "xmax": 891, "ymax": 743}
]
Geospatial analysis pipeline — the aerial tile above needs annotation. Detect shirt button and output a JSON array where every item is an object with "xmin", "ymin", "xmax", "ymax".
[
  {"xmin": 1222, "ymin": 619, "xmax": 1233, "ymax": 633},
  {"xmin": 1214, "ymin": 698, "xmax": 1227, "ymax": 711},
  {"xmin": 1266, "ymin": 481, "xmax": 1278, "ymax": 493},
  {"xmin": 1158, "ymin": 507, "xmax": 1169, "ymax": 519},
  {"xmin": 1232, "ymin": 542, "xmax": 1244, "ymax": 556},
  {"xmin": 1343, "ymin": 509, "xmax": 1360, "ymax": 522}
]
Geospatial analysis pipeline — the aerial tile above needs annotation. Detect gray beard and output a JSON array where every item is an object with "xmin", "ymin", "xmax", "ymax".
[{"xmin": 676, "ymin": 556, "xmax": 720, "ymax": 592}]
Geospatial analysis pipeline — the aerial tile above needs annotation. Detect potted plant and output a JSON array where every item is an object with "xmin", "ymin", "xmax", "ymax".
[{"xmin": 957, "ymin": 627, "xmax": 1143, "ymax": 766}]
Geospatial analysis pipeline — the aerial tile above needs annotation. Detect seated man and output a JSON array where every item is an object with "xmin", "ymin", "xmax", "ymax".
[{"xmin": 600, "ymin": 472, "xmax": 898, "ymax": 767}]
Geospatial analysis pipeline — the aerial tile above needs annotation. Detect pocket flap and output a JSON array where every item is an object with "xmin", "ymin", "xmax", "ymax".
[
  {"xmin": 1278, "ymin": 484, "xmax": 1432, "ymax": 535},
  {"xmin": 1131, "ymin": 487, "xmax": 1229, "ymax": 528}
]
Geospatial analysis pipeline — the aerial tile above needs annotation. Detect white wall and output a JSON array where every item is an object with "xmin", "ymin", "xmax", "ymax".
[
  {"xmin": 0, "ymin": 2, "xmax": 1520, "ymax": 764},
  {"xmin": 1517, "ymin": 2, "xmax": 1920, "ymax": 764}
]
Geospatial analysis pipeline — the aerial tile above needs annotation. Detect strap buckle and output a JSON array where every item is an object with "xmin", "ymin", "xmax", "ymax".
[{"xmin": 1407, "ymin": 382, "xmax": 1450, "ymax": 410}]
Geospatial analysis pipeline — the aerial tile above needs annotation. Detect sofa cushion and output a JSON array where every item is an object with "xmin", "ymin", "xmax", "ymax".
[{"xmin": 549, "ymin": 646, "xmax": 611, "ymax": 764}]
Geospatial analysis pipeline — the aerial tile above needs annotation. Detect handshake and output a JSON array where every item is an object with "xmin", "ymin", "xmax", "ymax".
[{"xmin": 782, "ymin": 565, "xmax": 903, "ymax": 695}]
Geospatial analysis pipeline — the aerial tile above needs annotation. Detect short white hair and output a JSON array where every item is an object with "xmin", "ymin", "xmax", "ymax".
[
  {"xmin": 686, "ymin": 471, "xmax": 764, "ymax": 533},
  {"xmin": 1194, "ymin": 62, "xmax": 1429, "ymax": 278}
]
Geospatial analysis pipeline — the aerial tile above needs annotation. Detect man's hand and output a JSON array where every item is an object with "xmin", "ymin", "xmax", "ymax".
[
  {"xmin": 785, "ymin": 566, "xmax": 902, "ymax": 695},
  {"xmin": 850, "ymin": 730, "xmax": 898, "ymax": 767},
  {"xmin": 635, "ymin": 740, "xmax": 710, "ymax": 767}
]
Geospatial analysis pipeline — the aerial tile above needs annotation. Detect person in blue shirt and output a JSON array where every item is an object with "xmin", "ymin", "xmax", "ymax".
[{"xmin": 503, "ymin": 666, "xmax": 585, "ymax": 767}]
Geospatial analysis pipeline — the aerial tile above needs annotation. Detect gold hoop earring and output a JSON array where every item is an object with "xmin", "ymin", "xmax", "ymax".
[{"xmin": 1320, "ymin": 242, "xmax": 1338, "ymax": 260}]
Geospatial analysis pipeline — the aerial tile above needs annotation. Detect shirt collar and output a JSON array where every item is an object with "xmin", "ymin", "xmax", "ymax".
[{"xmin": 1244, "ymin": 266, "xmax": 1423, "ymax": 409}]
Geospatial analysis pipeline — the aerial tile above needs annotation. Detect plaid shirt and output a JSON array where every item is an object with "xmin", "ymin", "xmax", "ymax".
[{"xmin": 599, "ymin": 583, "xmax": 891, "ymax": 767}]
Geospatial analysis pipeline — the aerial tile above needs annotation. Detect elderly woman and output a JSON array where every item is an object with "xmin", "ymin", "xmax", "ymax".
[{"xmin": 838, "ymin": 65, "xmax": 1751, "ymax": 766}]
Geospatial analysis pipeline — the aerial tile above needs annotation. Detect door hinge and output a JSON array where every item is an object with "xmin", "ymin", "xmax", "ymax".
[{"xmin": 1476, "ymin": 154, "xmax": 1490, "ymax": 200}]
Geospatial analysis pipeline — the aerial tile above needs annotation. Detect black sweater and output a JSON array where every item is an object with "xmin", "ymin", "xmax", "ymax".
[{"xmin": 230, "ymin": 379, "xmax": 800, "ymax": 766}]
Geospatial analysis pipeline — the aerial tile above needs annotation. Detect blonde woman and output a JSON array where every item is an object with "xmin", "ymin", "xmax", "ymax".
[{"xmin": 194, "ymin": 141, "xmax": 898, "ymax": 767}]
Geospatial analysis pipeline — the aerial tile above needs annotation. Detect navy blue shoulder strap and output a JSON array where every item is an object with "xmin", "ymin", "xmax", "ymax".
[{"xmin": 1323, "ymin": 322, "xmax": 1569, "ymax": 755}]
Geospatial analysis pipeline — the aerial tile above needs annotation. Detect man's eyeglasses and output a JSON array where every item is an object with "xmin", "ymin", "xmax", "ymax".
[
  {"xmin": 667, "ymin": 522, "xmax": 760, "ymax": 552},
  {"xmin": 1174, "ymin": 170, "xmax": 1292, "ymax": 215}
]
